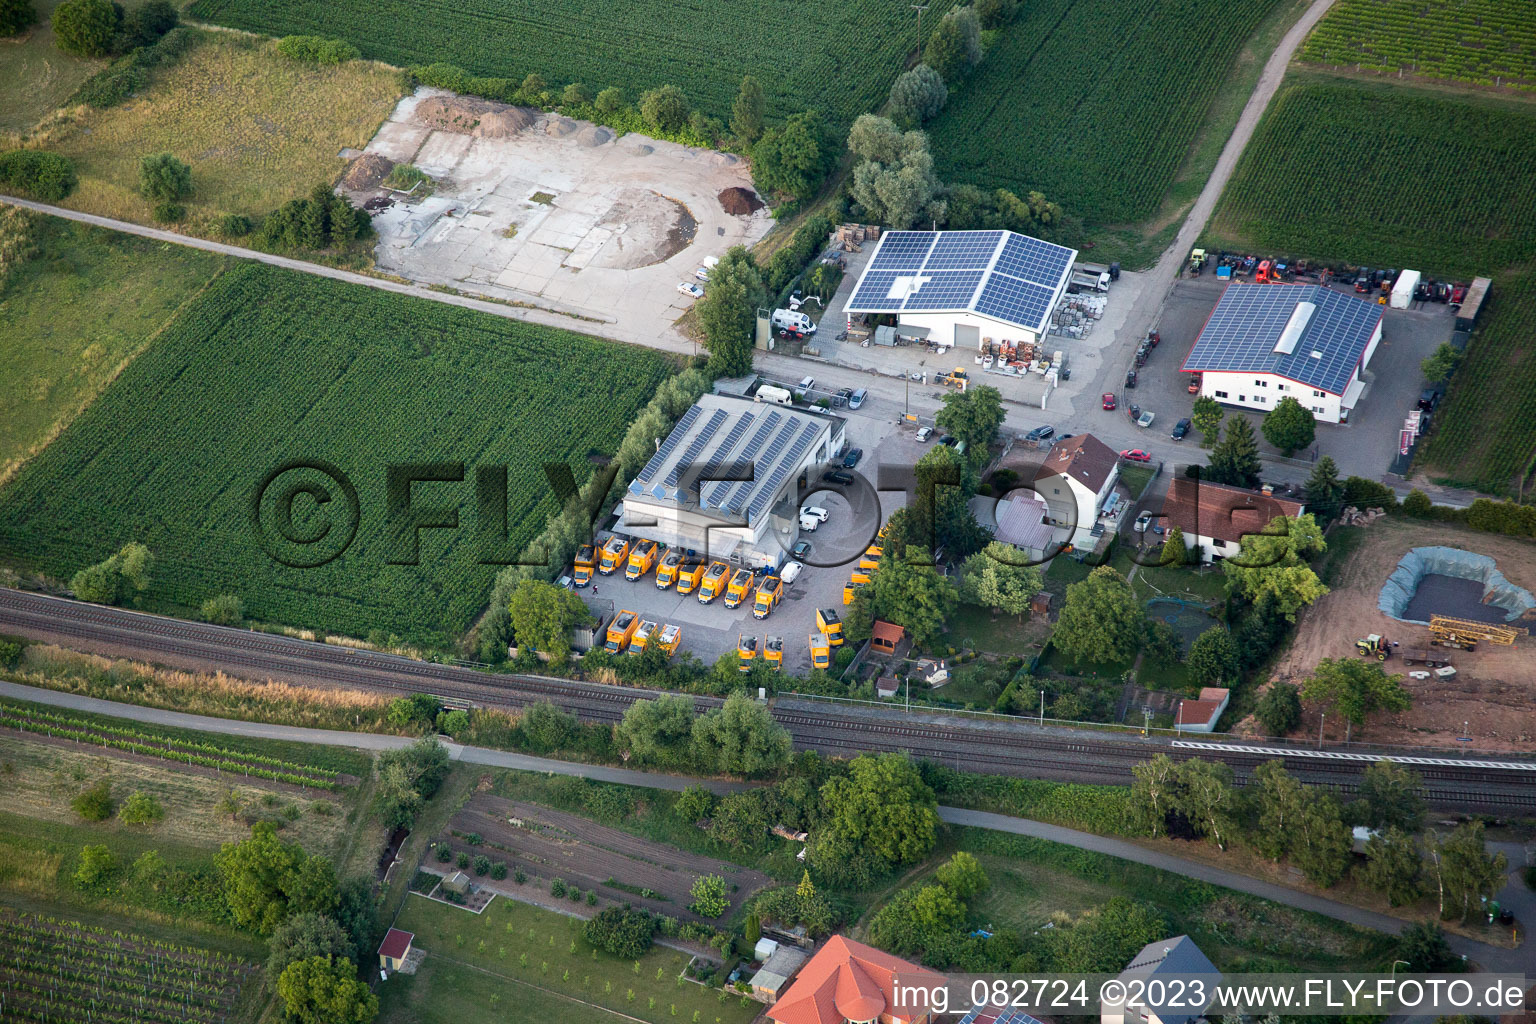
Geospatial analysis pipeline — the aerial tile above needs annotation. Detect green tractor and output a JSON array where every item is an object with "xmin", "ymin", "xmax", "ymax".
[{"xmin": 1355, "ymin": 633, "xmax": 1391, "ymax": 660}]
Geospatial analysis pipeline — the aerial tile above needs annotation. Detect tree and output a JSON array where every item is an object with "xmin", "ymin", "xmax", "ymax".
[
  {"xmin": 1254, "ymin": 682, "xmax": 1302, "ymax": 736},
  {"xmin": 923, "ymin": 5, "xmax": 981, "ymax": 81},
  {"xmin": 935, "ymin": 851, "xmax": 988, "ymax": 900},
  {"xmin": 847, "ymin": 116, "xmax": 946, "ymax": 230},
  {"xmin": 200, "ymin": 593, "xmax": 243, "ymax": 625},
  {"xmin": 216, "ymin": 823, "xmax": 319, "ymax": 935},
  {"xmin": 1401, "ymin": 489, "xmax": 1433, "ymax": 517},
  {"xmin": 1290, "ymin": 791, "xmax": 1352, "ymax": 887},
  {"xmin": 813, "ymin": 753, "xmax": 938, "ymax": 884},
  {"xmin": 1053, "ymin": 565, "xmax": 1142, "ymax": 665},
  {"xmin": 1304, "ymin": 456, "xmax": 1345, "ymax": 521},
  {"xmin": 1222, "ymin": 514, "xmax": 1328, "ymax": 620},
  {"xmin": 1143, "ymin": 621, "xmax": 1182, "ymax": 665},
  {"xmin": 268, "ymin": 912, "xmax": 356, "ymax": 978},
  {"xmin": 70, "ymin": 541, "xmax": 153, "ymax": 605},
  {"xmin": 936, "ymin": 385, "xmax": 1004, "ymax": 465},
  {"xmin": 751, "ymin": 109, "xmax": 835, "ymax": 200},
  {"xmin": 693, "ymin": 245, "xmax": 764, "ymax": 378},
  {"xmin": 122, "ymin": 0, "xmax": 176, "ymax": 47},
  {"xmin": 1251, "ymin": 760, "xmax": 1305, "ymax": 862},
  {"xmin": 1261, "ymin": 397, "xmax": 1316, "ymax": 456},
  {"xmin": 594, "ymin": 86, "xmax": 624, "ymax": 113},
  {"xmin": 691, "ymin": 692, "xmax": 792, "ymax": 776},
  {"xmin": 119, "ymin": 791, "xmax": 164, "ymax": 825},
  {"xmin": 1174, "ymin": 757, "xmax": 1238, "ymax": 850},
  {"xmin": 960, "ymin": 543, "xmax": 1042, "ymax": 620},
  {"xmin": 856, "ymin": 544, "xmax": 959, "ymax": 646},
  {"xmin": 52, "ymin": 0, "xmax": 116, "ymax": 55},
  {"xmin": 675, "ymin": 784, "xmax": 715, "ymax": 823},
  {"xmin": 1420, "ymin": 342, "xmax": 1462, "ymax": 384},
  {"xmin": 213, "ymin": 786, "xmax": 243, "ymax": 822},
  {"xmin": 72, "ymin": 780, "xmax": 113, "ymax": 821},
  {"xmin": 75, "ymin": 844, "xmax": 116, "ymax": 885},
  {"xmin": 373, "ymin": 738, "xmax": 451, "ymax": 829},
  {"xmin": 730, "ymin": 75, "xmax": 765, "ymax": 144},
  {"xmin": 1393, "ymin": 921, "xmax": 1461, "ymax": 972},
  {"xmin": 887, "ymin": 64, "xmax": 947, "ymax": 126},
  {"xmin": 1206, "ymin": 415, "xmax": 1261, "ymax": 488},
  {"xmin": 690, "ymin": 874, "xmax": 729, "ymax": 917},
  {"xmin": 973, "ymin": 0, "xmax": 1017, "ymax": 27},
  {"xmin": 1049, "ymin": 897, "xmax": 1167, "ymax": 973},
  {"xmin": 1191, "ymin": 395, "xmax": 1223, "ymax": 449},
  {"xmin": 1128, "ymin": 754, "xmax": 1180, "ymax": 835},
  {"xmin": 1301, "ymin": 658, "xmax": 1412, "ymax": 729},
  {"xmin": 1351, "ymin": 760, "xmax": 1425, "ymax": 833},
  {"xmin": 0, "ymin": 0, "xmax": 37, "ymax": 36},
  {"xmin": 1186, "ymin": 627, "xmax": 1239, "ymax": 686},
  {"xmin": 434, "ymin": 709, "xmax": 468, "ymax": 736},
  {"xmin": 276, "ymin": 956, "xmax": 377, "ymax": 1024},
  {"xmin": 1362, "ymin": 829, "xmax": 1424, "ymax": 907},
  {"xmin": 867, "ymin": 884, "xmax": 963, "ymax": 955},
  {"xmin": 892, "ymin": 444, "xmax": 990, "ymax": 559},
  {"xmin": 710, "ymin": 791, "xmax": 769, "ymax": 849},
  {"xmin": 584, "ymin": 905, "xmax": 655, "ymax": 958},
  {"xmin": 562, "ymin": 82, "xmax": 592, "ymax": 106},
  {"xmin": 1425, "ymin": 822, "xmax": 1506, "ymax": 921},
  {"xmin": 639, "ymin": 84, "xmax": 690, "ymax": 132},
  {"xmin": 0, "ymin": 150, "xmax": 77, "ymax": 201},
  {"xmin": 507, "ymin": 579, "xmax": 589, "ymax": 658},
  {"xmin": 618, "ymin": 694, "xmax": 696, "ymax": 765},
  {"xmin": 522, "ymin": 701, "xmax": 577, "ymax": 752},
  {"xmin": 139, "ymin": 152, "xmax": 192, "ymax": 205},
  {"xmin": 1159, "ymin": 525, "xmax": 1187, "ymax": 566}
]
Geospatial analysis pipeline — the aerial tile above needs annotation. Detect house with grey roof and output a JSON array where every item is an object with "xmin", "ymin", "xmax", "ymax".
[{"xmin": 1100, "ymin": 935, "xmax": 1219, "ymax": 1024}]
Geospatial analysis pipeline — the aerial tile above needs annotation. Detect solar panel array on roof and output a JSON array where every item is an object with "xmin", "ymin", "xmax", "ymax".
[
  {"xmin": 1181, "ymin": 284, "xmax": 1382, "ymax": 395},
  {"xmin": 704, "ymin": 410, "xmax": 782, "ymax": 512},
  {"xmin": 956, "ymin": 1007, "xmax": 1048, "ymax": 1024},
  {"xmin": 636, "ymin": 404, "xmax": 701, "ymax": 484},
  {"xmin": 844, "ymin": 230, "xmax": 1077, "ymax": 333},
  {"xmin": 748, "ymin": 421, "xmax": 819, "ymax": 520},
  {"xmin": 661, "ymin": 408, "xmax": 728, "ymax": 489}
]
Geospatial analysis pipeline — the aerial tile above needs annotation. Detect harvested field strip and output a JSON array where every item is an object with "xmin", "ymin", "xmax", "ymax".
[
  {"xmin": 0, "ymin": 907, "xmax": 256, "ymax": 1024},
  {"xmin": 0, "ymin": 701, "xmax": 340, "ymax": 788}
]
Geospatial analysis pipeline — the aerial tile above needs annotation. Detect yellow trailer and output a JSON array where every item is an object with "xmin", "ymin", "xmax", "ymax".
[
  {"xmin": 764, "ymin": 635, "xmax": 783, "ymax": 671},
  {"xmin": 573, "ymin": 543, "xmax": 596, "ymax": 588},
  {"xmin": 816, "ymin": 608, "xmax": 843, "ymax": 646},
  {"xmin": 598, "ymin": 536, "xmax": 629, "ymax": 576},
  {"xmin": 625, "ymin": 540, "xmax": 659, "ymax": 581},
  {"xmin": 655, "ymin": 551, "xmax": 685, "ymax": 589},
  {"xmin": 698, "ymin": 561, "xmax": 730, "ymax": 603},
  {"xmin": 753, "ymin": 576, "xmax": 783, "ymax": 619},
  {"xmin": 737, "ymin": 634, "xmax": 758, "ymax": 672},
  {"xmin": 604, "ymin": 610, "xmax": 639, "ymax": 653},
  {"xmin": 724, "ymin": 568, "xmax": 757, "ymax": 609},
  {"xmin": 675, "ymin": 560, "xmax": 707, "ymax": 595},
  {"xmin": 809, "ymin": 632, "xmax": 831, "ymax": 670}
]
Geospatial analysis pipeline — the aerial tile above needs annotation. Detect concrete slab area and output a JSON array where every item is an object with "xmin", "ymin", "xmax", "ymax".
[{"xmin": 351, "ymin": 88, "xmax": 771, "ymax": 332}]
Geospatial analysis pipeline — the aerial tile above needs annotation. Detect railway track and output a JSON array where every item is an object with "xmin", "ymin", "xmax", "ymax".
[{"xmin": 2, "ymin": 588, "xmax": 1531, "ymax": 812}]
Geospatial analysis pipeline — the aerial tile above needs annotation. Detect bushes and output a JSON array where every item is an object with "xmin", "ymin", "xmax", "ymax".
[
  {"xmin": 275, "ymin": 35, "xmax": 359, "ymax": 63},
  {"xmin": 75, "ymin": 844, "xmax": 117, "ymax": 885},
  {"xmin": 119, "ymin": 791, "xmax": 165, "ymax": 825},
  {"xmin": 0, "ymin": 151, "xmax": 78, "ymax": 202},
  {"xmin": 766, "ymin": 213, "xmax": 834, "ymax": 296},
  {"xmin": 200, "ymin": 593, "xmax": 244, "ymax": 625},
  {"xmin": 72, "ymin": 780, "xmax": 114, "ymax": 821},
  {"xmin": 0, "ymin": 0, "xmax": 37, "ymax": 36},
  {"xmin": 583, "ymin": 905, "xmax": 654, "ymax": 958},
  {"xmin": 51, "ymin": 0, "xmax": 116, "ymax": 56}
]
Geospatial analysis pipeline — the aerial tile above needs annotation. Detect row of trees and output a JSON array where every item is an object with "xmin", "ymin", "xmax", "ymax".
[
  {"xmin": 1191, "ymin": 395, "xmax": 1317, "ymax": 463},
  {"xmin": 45, "ymin": 0, "xmax": 177, "ymax": 57},
  {"xmin": 616, "ymin": 691, "xmax": 792, "ymax": 776}
]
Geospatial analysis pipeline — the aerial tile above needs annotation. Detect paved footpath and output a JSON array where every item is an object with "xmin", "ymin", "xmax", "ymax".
[{"xmin": 3, "ymin": 680, "xmax": 1525, "ymax": 970}]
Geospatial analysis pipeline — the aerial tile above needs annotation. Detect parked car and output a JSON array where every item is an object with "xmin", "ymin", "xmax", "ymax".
[
  {"xmin": 798, "ymin": 515, "xmax": 819, "ymax": 532},
  {"xmin": 800, "ymin": 505, "xmax": 829, "ymax": 522},
  {"xmin": 842, "ymin": 448, "xmax": 863, "ymax": 468},
  {"xmin": 938, "ymin": 434, "xmax": 957, "ymax": 447},
  {"xmin": 1119, "ymin": 449, "xmax": 1152, "ymax": 462},
  {"xmin": 1137, "ymin": 410, "xmax": 1155, "ymax": 428},
  {"xmin": 1134, "ymin": 511, "xmax": 1154, "ymax": 533},
  {"xmin": 1171, "ymin": 418, "xmax": 1191, "ymax": 441},
  {"xmin": 915, "ymin": 426, "xmax": 933, "ymax": 442},
  {"xmin": 849, "ymin": 388, "xmax": 868, "ymax": 410},
  {"xmin": 1025, "ymin": 425, "xmax": 1055, "ymax": 443},
  {"xmin": 1450, "ymin": 283, "xmax": 1467, "ymax": 305},
  {"xmin": 822, "ymin": 470, "xmax": 854, "ymax": 485},
  {"xmin": 832, "ymin": 388, "xmax": 852, "ymax": 408},
  {"xmin": 780, "ymin": 561, "xmax": 804, "ymax": 584},
  {"xmin": 796, "ymin": 376, "xmax": 816, "ymax": 396},
  {"xmin": 1102, "ymin": 392, "xmax": 1116, "ymax": 410},
  {"xmin": 1125, "ymin": 369, "xmax": 1138, "ymax": 389},
  {"xmin": 677, "ymin": 281, "xmax": 703, "ymax": 298},
  {"xmin": 791, "ymin": 540, "xmax": 812, "ymax": 560}
]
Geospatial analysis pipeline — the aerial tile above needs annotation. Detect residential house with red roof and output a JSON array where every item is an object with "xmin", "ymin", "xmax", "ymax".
[{"xmin": 767, "ymin": 935, "xmax": 944, "ymax": 1024}]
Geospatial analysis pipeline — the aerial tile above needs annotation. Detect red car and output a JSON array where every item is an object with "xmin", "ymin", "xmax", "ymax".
[
  {"xmin": 1119, "ymin": 449, "xmax": 1152, "ymax": 462},
  {"xmin": 1187, "ymin": 373, "xmax": 1202, "ymax": 394},
  {"xmin": 1102, "ymin": 392, "xmax": 1116, "ymax": 410}
]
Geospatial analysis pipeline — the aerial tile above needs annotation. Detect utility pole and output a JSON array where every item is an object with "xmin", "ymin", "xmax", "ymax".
[
  {"xmin": 911, "ymin": 3, "xmax": 929, "ymax": 62},
  {"xmin": 1039, "ymin": 689, "xmax": 1045, "ymax": 725},
  {"xmin": 1318, "ymin": 711, "xmax": 1326, "ymax": 749}
]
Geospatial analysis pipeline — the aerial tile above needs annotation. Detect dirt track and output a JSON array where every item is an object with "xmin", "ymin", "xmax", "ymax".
[
  {"xmin": 1260, "ymin": 517, "xmax": 1536, "ymax": 750},
  {"xmin": 442, "ymin": 795, "xmax": 772, "ymax": 922}
]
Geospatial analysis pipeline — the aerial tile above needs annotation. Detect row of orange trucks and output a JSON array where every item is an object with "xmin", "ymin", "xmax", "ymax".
[
  {"xmin": 602, "ymin": 610, "xmax": 683, "ymax": 657},
  {"xmin": 841, "ymin": 524, "xmax": 890, "ymax": 605},
  {"xmin": 575, "ymin": 538, "xmax": 793, "ymax": 618}
]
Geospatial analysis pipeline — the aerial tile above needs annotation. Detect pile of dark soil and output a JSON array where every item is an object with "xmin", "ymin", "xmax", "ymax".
[
  {"xmin": 340, "ymin": 153, "xmax": 394, "ymax": 190},
  {"xmin": 718, "ymin": 186, "xmax": 763, "ymax": 215}
]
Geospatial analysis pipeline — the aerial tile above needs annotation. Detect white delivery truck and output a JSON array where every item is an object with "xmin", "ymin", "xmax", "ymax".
[{"xmin": 1390, "ymin": 269, "xmax": 1421, "ymax": 309}]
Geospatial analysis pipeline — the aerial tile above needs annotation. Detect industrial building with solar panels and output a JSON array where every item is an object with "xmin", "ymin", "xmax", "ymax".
[
  {"xmin": 844, "ymin": 229, "xmax": 1078, "ymax": 350},
  {"xmin": 1181, "ymin": 283, "xmax": 1384, "ymax": 424},
  {"xmin": 618, "ymin": 393, "xmax": 843, "ymax": 568}
]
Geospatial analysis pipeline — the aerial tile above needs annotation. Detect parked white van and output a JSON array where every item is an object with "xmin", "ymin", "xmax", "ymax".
[{"xmin": 771, "ymin": 309, "xmax": 816, "ymax": 334}]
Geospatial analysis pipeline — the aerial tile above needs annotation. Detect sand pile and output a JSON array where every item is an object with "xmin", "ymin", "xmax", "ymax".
[
  {"xmin": 717, "ymin": 187, "xmax": 764, "ymax": 215},
  {"xmin": 413, "ymin": 95, "xmax": 504, "ymax": 133},
  {"xmin": 341, "ymin": 153, "xmax": 394, "ymax": 190},
  {"xmin": 545, "ymin": 116, "xmax": 577, "ymax": 137},
  {"xmin": 474, "ymin": 106, "xmax": 536, "ymax": 138},
  {"xmin": 573, "ymin": 125, "xmax": 614, "ymax": 148}
]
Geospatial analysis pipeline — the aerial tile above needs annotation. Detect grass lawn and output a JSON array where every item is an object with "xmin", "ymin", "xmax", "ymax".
[
  {"xmin": 0, "ymin": 215, "xmax": 225, "ymax": 487},
  {"xmin": 1038, "ymin": 643, "xmax": 1134, "ymax": 681},
  {"xmin": 380, "ymin": 895, "xmax": 759, "ymax": 1024},
  {"xmin": 47, "ymin": 30, "xmax": 401, "ymax": 227},
  {"xmin": 946, "ymin": 605, "xmax": 1047, "ymax": 658},
  {"xmin": 0, "ymin": 0, "xmax": 106, "ymax": 135},
  {"xmin": 1117, "ymin": 462, "xmax": 1156, "ymax": 498}
]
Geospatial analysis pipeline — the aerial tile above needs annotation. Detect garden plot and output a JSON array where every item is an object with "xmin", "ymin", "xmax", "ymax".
[
  {"xmin": 440, "ymin": 795, "xmax": 771, "ymax": 922},
  {"xmin": 351, "ymin": 89, "xmax": 771, "ymax": 337}
]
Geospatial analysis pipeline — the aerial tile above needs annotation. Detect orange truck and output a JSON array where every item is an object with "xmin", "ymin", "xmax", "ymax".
[
  {"xmin": 809, "ymin": 632, "xmax": 831, "ymax": 670},
  {"xmin": 752, "ymin": 576, "xmax": 782, "ymax": 619},
  {"xmin": 573, "ymin": 544, "xmax": 596, "ymax": 588},
  {"xmin": 604, "ymin": 610, "xmax": 639, "ymax": 653},
  {"xmin": 625, "ymin": 540, "xmax": 659, "ymax": 581},
  {"xmin": 697, "ymin": 561, "xmax": 730, "ymax": 604},
  {"xmin": 675, "ymin": 560, "xmax": 707, "ymax": 596},
  {"xmin": 858, "ymin": 545, "xmax": 883, "ymax": 572},
  {"xmin": 843, "ymin": 578, "xmax": 868, "ymax": 606},
  {"xmin": 737, "ymin": 634, "xmax": 758, "ymax": 672},
  {"xmin": 764, "ymin": 635, "xmax": 783, "ymax": 671},
  {"xmin": 816, "ymin": 608, "xmax": 843, "ymax": 646},
  {"xmin": 655, "ymin": 623, "xmax": 682, "ymax": 657},
  {"xmin": 628, "ymin": 619, "xmax": 658, "ymax": 655},
  {"xmin": 598, "ymin": 536, "xmax": 629, "ymax": 576},
  {"xmin": 724, "ymin": 568, "xmax": 757, "ymax": 609},
  {"xmin": 655, "ymin": 550, "xmax": 684, "ymax": 589}
]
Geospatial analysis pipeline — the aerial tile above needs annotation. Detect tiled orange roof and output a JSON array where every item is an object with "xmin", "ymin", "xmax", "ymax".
[
  {"xmin": 871, "ymin": 620, "xmax": 905, "ymax": 644},
  {"xmin": 767, "ymin": 935, "xmax": 942, "ymax": 1024},
  {"xmin": 1162, "ymin": 477, "xmax": 1304, "ymax": 546}
]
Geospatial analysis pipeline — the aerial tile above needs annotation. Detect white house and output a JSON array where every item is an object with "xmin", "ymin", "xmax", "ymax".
[
  {"xmin": 1174, "ymin": 687, "xmax": 1231, "ymax": 733},
  {"xmin": 1100, "ymin": 936, "xmax": 1219, "ymax": 1024},
  {"xmin": 844, "ymin": 229, "xmax": 1077, "ymax": 350},
  {"xmin": 621, "ymin": 394, "xmax": 842, "ymax": 568},
  {"xmin": 1181, "ymin": 283, "xmax": 1384, "ymax": 424},
  {"xmin": 1161, "ymin": 477, "xmax": 1305, "ymax": 564},
  {"xmin": 1034, "ymin": 434, "xmax": 1120, "ymax": 549}
]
